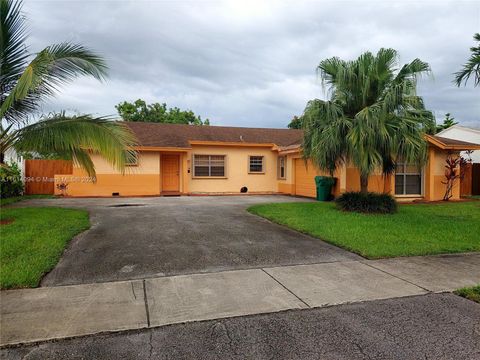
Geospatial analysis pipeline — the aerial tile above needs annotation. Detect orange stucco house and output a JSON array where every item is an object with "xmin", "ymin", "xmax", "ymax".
[{"xmin": 54, "ymin": 122, "xmax": 480, "ymax": 201}]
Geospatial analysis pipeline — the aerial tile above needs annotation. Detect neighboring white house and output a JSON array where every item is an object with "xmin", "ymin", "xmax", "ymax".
[
  {"xmin": 437, "ymin": 125, "xmax": 480, "ymax": 163},
  {"xmin": 3, "ymin": 148, "xmax": 25, "ymax": 178},
  {"xmin": 3, "ymin": 148, "xmax": 22, "ymax": 164}
]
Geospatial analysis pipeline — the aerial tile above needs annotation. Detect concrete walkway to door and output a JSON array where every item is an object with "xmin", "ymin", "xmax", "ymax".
[{"xmin": 1, "ymin": 253, "xmax": 479, "ymax": 346}]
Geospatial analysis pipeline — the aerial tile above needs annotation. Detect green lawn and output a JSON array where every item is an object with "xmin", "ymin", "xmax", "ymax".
[
  {"xmin": 454, "ymin": 285, "xmax": 480, "ymax": 303},
  {"xmin": 248, "ymin": 202, "xmax": 480, "ymax": 259},
  {"xmin": 0, "ymin": 207, "xmax": 90, "ymax": 289},
  {"xmin": 0, "ymin": 194, "xmax": 54, "ymax": 206}
]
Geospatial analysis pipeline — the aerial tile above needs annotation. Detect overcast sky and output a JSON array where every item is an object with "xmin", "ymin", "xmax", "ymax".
[{"xmin": 25, "ymin": 0, "xmax": 480, "ymax": 128}]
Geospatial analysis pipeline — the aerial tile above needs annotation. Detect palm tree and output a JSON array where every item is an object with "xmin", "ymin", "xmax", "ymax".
[
  {"xmin": 0, "ymin": 0, "xmax": 136, "ymax": 176},
  {"xmin": 1, "ymin": 113, "xmax": 136, "ymax": 175},
  {"xmin": 302, "ymin": 48, "xmax": 435, "ymax": 194},
  {"xmin": 454, "ymin": 33, "xmax": 480, "ymax": 87}
]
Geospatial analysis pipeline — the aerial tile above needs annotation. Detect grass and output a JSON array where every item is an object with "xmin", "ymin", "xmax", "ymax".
[
  {"xmin": 0, "ymin": 194, "xmax": 54, "ymax": 206},
  {"xmin": 248, "ymin": 201, "xmax": 480, "ymax": 259},
  {"xmin": 454, "ymin": 285, "xmax": 480, "ymax": 303},
  {"xmin": 466, "ymin": 195, "xmax": 480, "ymax": 199},
  {"xmin": 0, "ymin": 207, "xmax": 90, "ymax": 289}
]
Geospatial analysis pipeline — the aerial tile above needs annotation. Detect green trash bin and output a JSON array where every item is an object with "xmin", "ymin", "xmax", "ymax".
[{"xmin": 315, "ymin": 176, "xmax": 336, "ymax": 201}]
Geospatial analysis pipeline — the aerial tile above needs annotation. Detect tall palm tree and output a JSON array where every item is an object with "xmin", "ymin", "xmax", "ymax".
[
  {"xmin": 454, "ymin": 33, "xmax": 480, "ymax": 87},
  {"xmin": 302, "ymin": 48, "xmax": 435, "ymax": 194},
  {"xmin": 0, "ymin": 0, "xmax": 136, "ymax": 176}
]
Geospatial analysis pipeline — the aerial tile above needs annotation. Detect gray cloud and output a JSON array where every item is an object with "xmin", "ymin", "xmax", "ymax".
[{"xmin": 25, "ymin": 0, "xmax": 480, "ymax": 128}]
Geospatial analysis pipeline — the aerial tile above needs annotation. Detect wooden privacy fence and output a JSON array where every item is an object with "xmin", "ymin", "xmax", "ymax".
[
  {"xmin": 473, "ymin": 163, "xmax": 480, "ymax": 196},
  {"xmin": 461, "ymin": 163, "xmax": 480, "ymax": 196},
  {"xmin": 24, "ymin": 159, "xmax": 73, "ymax": 195},
  {"xmin": 461, "ymin": 163, "xmax": 472, "ymax": 196}
]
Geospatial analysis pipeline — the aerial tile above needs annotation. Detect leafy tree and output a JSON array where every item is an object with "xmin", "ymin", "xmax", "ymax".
[
  {"xmin": 302, "ymin": 48, "xmax": 434, "ymax": 194},
  {"xmin": 287, "ymin": 115, "xmax": 303, "ymax": 129},
  {"xmin": 455, "ymin": 33, "xmax": 480, "ymax": 87},
  {"xmin": 0, "ymin": 0, "xmax": 136, "ymax": 176},
  {"xmin": 116, "ymin": 99, "xmax": 210, "ymax": 125},
  {"xmin": 436, "ymin": 113, "xmax": 458, "ymax": 133}
]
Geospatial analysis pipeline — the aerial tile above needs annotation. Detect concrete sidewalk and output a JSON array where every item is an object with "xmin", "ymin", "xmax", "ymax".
[{"xmin": 1, "ymin": 253, "xmax": 479, "ymax": 347}]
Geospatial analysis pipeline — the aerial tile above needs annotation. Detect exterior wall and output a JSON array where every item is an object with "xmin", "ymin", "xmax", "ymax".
[
  {"xmin": 55, "ymin": 151, "xmax": 162, "ymax": 197},
  {"xmin": 283, "ymin": 146, "xmax": 460, "ymax": 202},
  {"xmin": 51, "ymin": 143, "xmax": 463, "ymax": 201},
  {"xmin": 345, "ymin": 167, "xmax": 392, "ymax": 194},
  {"xmin": 425, "ymin": 148, "xmax": 461, "ymax": 201},
  {"xmin": 187, "ymin": 145, "xmax": 280, "ymax": 194},
  {"xmin": 291, "ymin": 158, "xmax": 342, "ymax": 198}
]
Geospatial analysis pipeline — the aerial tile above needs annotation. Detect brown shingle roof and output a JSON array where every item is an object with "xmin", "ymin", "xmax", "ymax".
[
  {"xmin": 125, "ymin": 123, "xmax": 480, "ymax": 151},
  {"xmin": 125, "ymin": 122, "xmax": 303, "ymax": 148},
  {"xmin": 433, "ymin": 136, "xmax": 479, "ymax": 147},
  {"xmin": 427, "ymin": 135, "xmax": 480, "ymax": 150}
]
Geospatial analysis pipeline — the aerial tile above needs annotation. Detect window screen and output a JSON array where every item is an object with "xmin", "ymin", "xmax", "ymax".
[
  {"xmin": 249, "ymin": 156, "xmax": 264, "ymax": 173},
  {"xmin": 193, "ymin": 155, "xmax": 225, "ymax": 177},
  {"xmin": 278, "ymin": 156, "xmax": 286, "ymax": 179},
  {"xmin": 395, "ymin": 163, "xmax": 422, "ymax": 195}
]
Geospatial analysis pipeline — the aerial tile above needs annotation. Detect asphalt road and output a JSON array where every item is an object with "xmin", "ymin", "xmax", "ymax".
[
  {"xmin": 2, "ymin": 293, "xmax": 479, "ymax": 360},
  {"xmin": 13, "ymin": 196, "xmax": 359, "ymax": 286}
]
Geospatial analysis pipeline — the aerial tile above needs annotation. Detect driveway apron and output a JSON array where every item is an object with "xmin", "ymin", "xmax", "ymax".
[{"xmin": 14, "ymin": 196, "xmax": 360, "ymax": 286}]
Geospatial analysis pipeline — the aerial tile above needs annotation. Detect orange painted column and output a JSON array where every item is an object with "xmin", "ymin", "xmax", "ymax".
[{"xmin": 424, "ymin": 147, "xmax": 435, "ymax": 201}]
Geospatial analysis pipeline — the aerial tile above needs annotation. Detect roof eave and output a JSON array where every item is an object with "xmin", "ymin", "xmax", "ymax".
[
  {"xmin": 425, "ymin": 134, "xmax": 480, "ymax": 151},
  {"xmin": 189, "ymin": 140, "xmax": 277, "ymax": 148},
  {"xmin": 134, "ymin": 146, "xmax": 191, "ymax": 152}
]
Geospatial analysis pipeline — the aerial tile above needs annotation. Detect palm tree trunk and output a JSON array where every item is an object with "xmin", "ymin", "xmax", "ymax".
[{"xmin": 360, "ymin": 175, "xmax": 369, "ymax": 194}]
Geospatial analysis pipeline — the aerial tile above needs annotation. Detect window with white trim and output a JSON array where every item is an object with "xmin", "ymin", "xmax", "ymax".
[
  {"xmin": 249, "ymin": 156, "xmax": 264, "ymax": 173},
  {"xmin": 193, "ymin": 155, "xmax": 225, "ymax": 177},
  {"xmin": 395, "ymin": 163, "xmax": 422, "ymax": 195},
  {"xmin": 278, "ymin": 156, "xmax": 286, "ymax": 179}
]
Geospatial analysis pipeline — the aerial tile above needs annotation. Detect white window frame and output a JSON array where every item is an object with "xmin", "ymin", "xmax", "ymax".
[
  {"xmin": 394, "ymin": 163, "xmax": 424, "ymax": 196},
  {"xmin": 192, "ymin": 154, "xmax": 226, "ymax": 178},
  {"xmin": 277, "ymin": 156, "xmax": 286, "ymax": 179},
  {"xmin": 248, "ymin": 155, "xmax": 265, "ymax": 174}
]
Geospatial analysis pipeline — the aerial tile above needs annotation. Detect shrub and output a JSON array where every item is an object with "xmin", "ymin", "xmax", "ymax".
[
  {"xmin": 0, "ymin": 162, "xmax": 24, "ymax": 198},
  {"xmin": 336, "ymin": 191, "xmax": 397, "ymax": 214}
]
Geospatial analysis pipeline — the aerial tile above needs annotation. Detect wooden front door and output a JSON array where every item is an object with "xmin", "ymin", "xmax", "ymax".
[{"xmin": 161, "ymin": 155, "xmax": 180, "ymax": 192}]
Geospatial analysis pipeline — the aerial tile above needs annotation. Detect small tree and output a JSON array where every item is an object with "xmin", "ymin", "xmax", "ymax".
[
  {"xmin": 287, "ymin": 115, "xmax": 303, "ymax": 129},
  {"xmin": 436, "ymin": 113, "xmax": 458, "ymax": 133},
  {"xmin": 442, "ymin": 151, "xmax": 472, "ymax": 200}
]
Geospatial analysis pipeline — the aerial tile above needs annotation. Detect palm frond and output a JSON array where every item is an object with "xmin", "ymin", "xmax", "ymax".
[
  {"xmin": 454, "ymin": 33, "xmax": 480, "ymax": 87},
  {"xmin": 0, "ymin": 0, "xmax": 29, "ymax": 88},
  {"xmin": 1, "ymin": 43, "xmax": 108, "ymax": 123},
  {"xmin": 13, "ymin": 113, "xmax": 138, "ymax": 176}
]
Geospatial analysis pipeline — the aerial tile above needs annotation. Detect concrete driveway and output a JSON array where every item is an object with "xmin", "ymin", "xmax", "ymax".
[{"xmin": 17, "ymin": 196, "xmax": 360, "ymax": 286}]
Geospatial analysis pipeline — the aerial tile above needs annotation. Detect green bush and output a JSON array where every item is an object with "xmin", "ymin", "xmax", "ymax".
[
  {"xmin": 0, "ymin": 162, "xmax": 24, "ymax": 198},
  {"xmin": 336, "ymin": 191, "xmax": 397, "ymax": 214}
]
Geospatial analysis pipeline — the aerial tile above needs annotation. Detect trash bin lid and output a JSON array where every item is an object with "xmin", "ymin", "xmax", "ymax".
[{"xmin": 315, "ymin": 176, "xmax": 335, "ymax": 185}]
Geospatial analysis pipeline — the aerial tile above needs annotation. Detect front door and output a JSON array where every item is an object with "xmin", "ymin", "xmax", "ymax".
[{"xmin": 161, "ymin": 155, "xmax": 180, "ymax": 192}]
